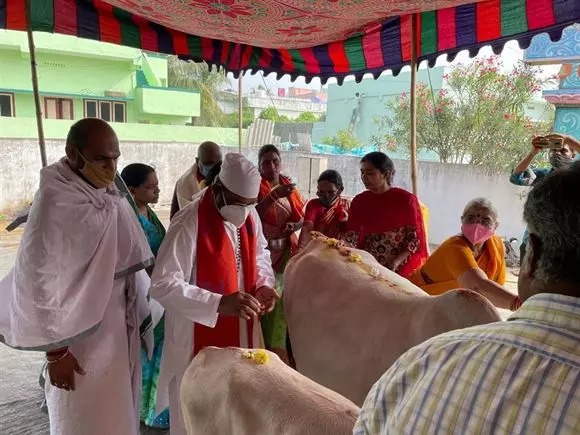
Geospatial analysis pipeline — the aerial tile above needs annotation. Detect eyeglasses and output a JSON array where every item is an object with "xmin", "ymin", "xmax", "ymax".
[{"xmin": 463, "ymin": 214, "xmax": 494, "ymax": 227}]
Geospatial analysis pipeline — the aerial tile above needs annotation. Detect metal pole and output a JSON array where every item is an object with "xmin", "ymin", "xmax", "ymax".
[
  {"xmin": 238, "ymin": 72, "xmax": 243, "ymax": 153},
  {"xmin": 25, "ymin": 0, "xmax": 47, "ymax": 167},
  {"xmin": 409, "ymin": 13, "xmax": 419, "ymax": 196}
]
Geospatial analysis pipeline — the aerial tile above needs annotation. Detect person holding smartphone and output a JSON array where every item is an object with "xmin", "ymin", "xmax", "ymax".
[{"xmin": 510, "ymin": 133, "xmax": 580, "ymax": 263}]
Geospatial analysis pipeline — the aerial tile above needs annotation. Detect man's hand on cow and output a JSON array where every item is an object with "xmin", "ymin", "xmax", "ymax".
[
  {"xmin": 46, "ymin": 349, "xmax": 86, "ymax": 392},
  {"xmin": 255, "ymin": 286, "xmax": 280, "ymax": 314},
  {"xmin": 218, "ymin": 292, "xmax": 261, "ymax": 320}
]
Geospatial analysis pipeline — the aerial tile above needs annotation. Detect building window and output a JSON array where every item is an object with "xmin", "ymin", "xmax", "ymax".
[
  {"xmin": 44, "ymin": 97, "xmax": 73, "ymax": 120},
  {"xmin": 84, "ymin": 99, "xmax": 126, "ymax": 123},
  {"xmin": 0, "ymin": 93, "xmax": 15, "ymax": 117}
]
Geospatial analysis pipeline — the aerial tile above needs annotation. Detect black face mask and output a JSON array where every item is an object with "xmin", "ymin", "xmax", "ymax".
[
  {"xmin": 549, "ymin": 153, "xmax": 573, "ymax": 169},
  {"xmin": 319, "ymin": 194, "xmax": 339, "ymax": 208}
]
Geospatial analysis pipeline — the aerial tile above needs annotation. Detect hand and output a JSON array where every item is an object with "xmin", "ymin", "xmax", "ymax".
[
  {"xmin": 218, "ymin": 292, "xmax": 261, "ymax": 320},
  {"xmin": 530, "ymin": 136, "xmax": 545, "ymax": 154},
  {"xmin": 545, "ymin": 133, "xmax": 580, "ymax": 153},
  {"xmin": 272, "ymin": 184, "xmax": 295, "ymax": 199},
  {"xmin": 46, "ymin": 350, "xmax": 86, "ymax": 391},
  {"xmin": 255, "ymin": 286, "xmax": 280, "ymax": 314}
]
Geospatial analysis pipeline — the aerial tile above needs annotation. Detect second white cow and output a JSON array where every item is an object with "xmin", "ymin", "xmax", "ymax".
[
  {"xmin": 181, "ymin": 347, "xmax": 359, "ymax": 435},
  {"xmin": 284, "ymin": 233, "xmax": 503, "ymax": 406}
]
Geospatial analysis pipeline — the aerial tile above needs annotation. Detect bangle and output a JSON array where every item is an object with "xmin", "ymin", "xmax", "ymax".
[{"xmin": 47, "ymin": 349, "xmax": 69, "ymax": 364}]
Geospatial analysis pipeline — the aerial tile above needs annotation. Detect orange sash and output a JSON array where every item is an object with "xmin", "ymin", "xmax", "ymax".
[
  {"xmin": 193, "ymin": 188, "xmax": 257, "ymax": 356},
  {"xmin": 259, "ymin": 175, "xmax": 304, "ymax": 224}
]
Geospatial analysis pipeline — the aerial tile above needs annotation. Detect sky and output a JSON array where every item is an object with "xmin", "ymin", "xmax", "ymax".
[{"xmin": 228, "ymin": 40, "xmax": 561, "ymax": 93}]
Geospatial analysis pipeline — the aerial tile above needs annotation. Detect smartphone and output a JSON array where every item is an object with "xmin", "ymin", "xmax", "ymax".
[{"xmin": 536, "ymin": 137, "xmax": 564, "ymax": 149}]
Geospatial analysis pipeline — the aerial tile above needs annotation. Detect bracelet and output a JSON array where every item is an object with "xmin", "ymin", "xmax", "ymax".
[{"xmin": 47, "ymin": 349, "xmax": 69, "ymax": 364}]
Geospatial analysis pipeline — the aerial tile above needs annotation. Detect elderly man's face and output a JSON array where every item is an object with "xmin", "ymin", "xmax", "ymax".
[
  {"xmin": 80, "ymin": 124, "xmax": 120, "ymax": 173},
  {"xmin": 213, "ymin": 180, "xmax": 257, "ymax": 210},
  {"xmin": 197, "ymin": 143, "xmax": 222, "ymax": 167}
]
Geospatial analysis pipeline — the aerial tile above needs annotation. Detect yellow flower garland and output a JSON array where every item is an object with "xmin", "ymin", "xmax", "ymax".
[
  {"xmin": 241, "ymin": 349, "xmax": 270, "ymax": 364},
  {"xmin": 311, "ymin": 232, "xmax": 415, "ymax": 294}
]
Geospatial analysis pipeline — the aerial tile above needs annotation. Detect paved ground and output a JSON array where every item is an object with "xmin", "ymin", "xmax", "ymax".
[{"xmin": 0, "ymin": 209, "xmax": 516, "ymax": 433}]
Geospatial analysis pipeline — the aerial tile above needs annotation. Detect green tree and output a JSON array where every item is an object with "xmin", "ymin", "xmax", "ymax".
[
  {"xmin": 322, "ymin": 129, "xmax": 364, "ymax": 151},
  {"xmin": 372, "ymin": 57, "xmax": 555, "ymax": 173},
  {"xmin": 295, "ymin": 111, "xmax": 319, "ymax": 123},
  {"xmin": 223, "ymin": 106, "xmax": 255, "ymax": 129},
  {"xmin": 167, "ymin": 56, "xmax": 230, "ymax": 127},
  {"xmin": 259, "ymin": 107, "xmax": 281, "ymax": 121}
]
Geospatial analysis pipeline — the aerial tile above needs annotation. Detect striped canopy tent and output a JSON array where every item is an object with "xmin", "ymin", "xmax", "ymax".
[
  {"xmin": 1, "ymin": 0, "xmax": 578, "ymax": 83},
  {"xmin": 1, "ymin": 0, "xmax": 578, "ymax": 192}
]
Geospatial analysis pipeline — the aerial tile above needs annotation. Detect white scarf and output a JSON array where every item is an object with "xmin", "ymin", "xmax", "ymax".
[{"xmin": 0, "ymin": 158, "xmax": 154, "ymax": 350}]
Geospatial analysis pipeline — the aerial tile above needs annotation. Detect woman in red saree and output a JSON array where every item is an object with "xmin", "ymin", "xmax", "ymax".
[
  {"xmin": 344, "ymin": 152, "xmax": 428, "ymax": 278},
  {"xmin": 298, "ymin": 169, "xmax": 350, "ymax": 249},
  {"xmin": 255, "ymin": 145, "xmax": 304, "ymax": 364}
]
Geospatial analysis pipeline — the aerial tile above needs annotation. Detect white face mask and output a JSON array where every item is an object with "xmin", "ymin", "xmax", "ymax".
[{"xmin": 219, "ymin": 192, "xmax": 251, "ymax": 228}]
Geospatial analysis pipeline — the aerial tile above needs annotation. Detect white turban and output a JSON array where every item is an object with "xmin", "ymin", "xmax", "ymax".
[{"xmin": 218, "ymin": 153, "xmax": 261, "ymax": 199}]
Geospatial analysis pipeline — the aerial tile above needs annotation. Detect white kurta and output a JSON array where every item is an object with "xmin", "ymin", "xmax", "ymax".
[
  {"xmin": 151, "ymin": 191, "xmax": 275, "ymax": 435},
  {"xmin": 175, "ymin": 164, "xmax": 202, "ymax": 210}
]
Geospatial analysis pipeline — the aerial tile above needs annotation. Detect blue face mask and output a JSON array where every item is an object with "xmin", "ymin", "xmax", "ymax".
[{"xmin": 199, "ymin": 163, "xmax": 214, "ymax": 178}]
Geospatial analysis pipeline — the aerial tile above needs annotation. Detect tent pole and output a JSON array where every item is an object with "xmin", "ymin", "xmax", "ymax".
[
  {"xmin": 409, "ymin": 13, "xmax": 419, "ymax": 196},
  {"xmin": 238, "ymin": 72, "xmax": 243, "ymax": 153},
  {"xmin": 25, "ymin": 0, "xmax": 47, "ymax": 168}
]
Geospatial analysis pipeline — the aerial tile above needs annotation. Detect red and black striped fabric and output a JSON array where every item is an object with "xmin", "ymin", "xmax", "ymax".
[{"xmin": 1, "ymin": 0, "xmax": 578, "ymax": 83}]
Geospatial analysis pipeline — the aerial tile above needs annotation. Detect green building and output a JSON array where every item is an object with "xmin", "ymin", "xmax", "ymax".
[{"xmin": 0, "ymin": 30, "xmax": 239, "ymax": 144}]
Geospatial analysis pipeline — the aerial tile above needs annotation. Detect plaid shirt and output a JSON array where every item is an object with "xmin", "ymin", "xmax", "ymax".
[{"xmin": 354, "ymin": 293, "xmax": 580, "ymax": 435}]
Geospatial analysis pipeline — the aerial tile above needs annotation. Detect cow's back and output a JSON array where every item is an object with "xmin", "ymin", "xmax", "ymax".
[
  {"xmin": 284, "ymin": 234, "xmax": 501, "ymax": 406},
  {"xmin": 180, "ymin": 347, "xmax": 359, "ymax": 435}
]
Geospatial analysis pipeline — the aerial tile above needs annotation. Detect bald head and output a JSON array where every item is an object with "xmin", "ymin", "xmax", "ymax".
[
  {"xmin": 65, "ymin": 118, "xmax": 120, "ymax": 173},
  {"xmin": 196, "ymin": 141, "xmax": 222, "ymax": 167}
]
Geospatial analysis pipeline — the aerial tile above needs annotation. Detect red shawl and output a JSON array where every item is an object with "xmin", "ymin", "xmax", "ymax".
[
  {"xmin": 258, "ymin": 175, "xmax": 305, "ymax": 253},
  {"xmin": 193, "ymin": 188, "xmax": 257, "ymax": 356}
]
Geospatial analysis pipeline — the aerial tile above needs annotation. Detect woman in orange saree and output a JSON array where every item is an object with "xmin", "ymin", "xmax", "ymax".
[
  {"xmin": 409, "ymin": 198, "xmax": 521, "ymax": 311},
  {"xmin": 255, "ymin": 145, "xmax": 305, "ymax": 364}
]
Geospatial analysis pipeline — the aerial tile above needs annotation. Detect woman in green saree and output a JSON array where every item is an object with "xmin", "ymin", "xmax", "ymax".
[{"xmin": 120, "ymin": 164, "xmax": 168, "ymax": 429}]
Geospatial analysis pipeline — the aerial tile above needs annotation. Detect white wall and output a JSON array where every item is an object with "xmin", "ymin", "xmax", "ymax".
[{"xmin": 0, "ymin": 139, "xmax": 527, "ymax": 244}]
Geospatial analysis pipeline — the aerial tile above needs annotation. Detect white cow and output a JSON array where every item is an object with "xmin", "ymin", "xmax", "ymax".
[
  {"xmin": 180, "ymin": 347, "xmax": 359, "ymax": 435},
  {"xmin": 284, "ymin": 233, "xmax": 503, "ymax": 406}
]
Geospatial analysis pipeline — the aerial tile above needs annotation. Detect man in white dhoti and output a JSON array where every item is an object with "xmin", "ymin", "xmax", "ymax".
[
  {"xmin": 0, "ymin": 118, "xmax": 154, "ymax": 435},
  {"xmin": 170, "ymin": 141, "xmax": 222, "ymax": 219},
  {"xmin": 151, "ymin": 153, "xmax": 277, "ymax": 435}
]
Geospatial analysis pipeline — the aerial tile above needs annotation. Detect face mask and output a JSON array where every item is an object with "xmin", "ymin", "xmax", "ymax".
[
  {"xmin": 219, "ymin": 192, "xmax": 250, "ymax": 228},
  {"xmin": 77, "ymin": 151, "xmax": 116, "ymax": 188},
  {"xmin": 319, "ymin": 194, "xmax": 339, "ymax": 208},
  {"xmin": 461, "ymin": 223, "xmax": 494, "ymax": 246},
  {"xmin": 549, "ymin": 152, "xmax": 573, "ymax": 169},
  {"xmin": 199, "ymin": 163, "xmax": 214, "ymax": 178}
]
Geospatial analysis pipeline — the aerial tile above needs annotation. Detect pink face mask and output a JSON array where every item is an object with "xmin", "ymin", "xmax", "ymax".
[{"xmin": 461, "ymin": 223, "xmax": 494, "ymax": 245}]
